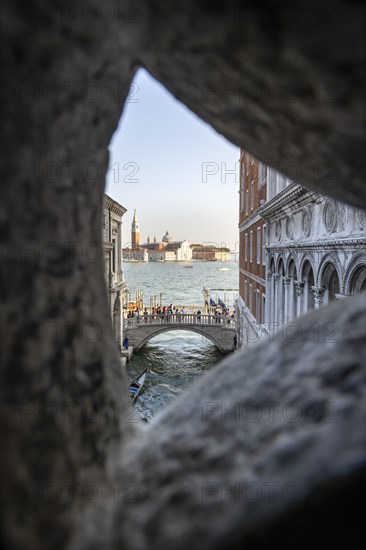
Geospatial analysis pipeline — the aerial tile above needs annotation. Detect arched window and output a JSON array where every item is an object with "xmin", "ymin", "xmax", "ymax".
[
  {"xmin": 349, "ymin": 265, "xmax": 366, "ymax": 294},
  {"xmin": 322, "ymin": 263, "xmax": 341, "ymax": 304}
]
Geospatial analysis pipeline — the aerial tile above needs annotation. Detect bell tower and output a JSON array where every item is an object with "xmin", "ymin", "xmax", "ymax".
[{"xmin": 131, "ymin": 209, "xmax": 140, "ymax": 250}]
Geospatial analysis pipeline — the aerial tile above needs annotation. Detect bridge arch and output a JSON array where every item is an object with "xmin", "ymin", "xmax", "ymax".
[{"xmin": 126, "ymin": 324, "xmax": 236, "ymax": 353}]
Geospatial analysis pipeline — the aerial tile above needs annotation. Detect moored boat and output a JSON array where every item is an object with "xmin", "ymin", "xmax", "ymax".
[{"xmin": 129, "ymin": 368, "xmax": 147, "ymax": 403}]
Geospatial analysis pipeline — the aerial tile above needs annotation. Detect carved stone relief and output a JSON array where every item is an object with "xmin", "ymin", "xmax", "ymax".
[
  {"xmin": 356, "ymin": 209, "xmax": 366, "ymax": 230},
  {"xmin": 302, "ymin": 208, "xmax": 312, "ymax": 238},
  {"xmin": 323, "ymin": 199, "xmax": 338, "ymax": 233}
]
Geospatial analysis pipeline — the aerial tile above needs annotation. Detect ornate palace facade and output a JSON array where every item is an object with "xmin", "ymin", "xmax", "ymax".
[
  {"xmin": 262, "ymin": 179, "xmax": 366, "ymax": 330},
  {"xmin": 237, "ymin": 152, "xmax": 366, "ymax": 347}
]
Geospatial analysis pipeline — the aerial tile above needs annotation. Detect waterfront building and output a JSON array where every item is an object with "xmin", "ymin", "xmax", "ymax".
[
  {"xmin": 164, "ymin": 240, "xmax": 193, "ymax": 261},
  {"xmin": 123, "ymin": 247, "xmax": 148, "ymax": 262},
  {"xmin": 123, "ymin": 213, "xmax": 193, "ymax": 261},
  {"xmin": 237, "ymin": 151, "xmax": 366, "ymax": 348},
  {"xmin": 103, "ymin": 194, "xmax": 127, "ymax": 350},
  {"xmin": 191, "ymin": 245, "xmax": 231, "ymax": 261}
]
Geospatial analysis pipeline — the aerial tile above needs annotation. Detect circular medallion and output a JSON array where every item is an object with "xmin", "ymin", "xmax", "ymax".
[
  {"xmin": 302, "ymin": 208, "xmax": 312, "ymax": 238},
  {"xmin": 275, "ymin": 220, "xmax": 281, "ymax": 241},
  {"xmin": 323, "ymin": 199, "xmax": 337, "ymax": 233}
]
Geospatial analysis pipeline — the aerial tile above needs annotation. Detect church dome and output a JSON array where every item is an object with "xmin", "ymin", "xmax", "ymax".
[{"xmin": 162, "ymin": 230, "xmax": 172, "ymax": 243}]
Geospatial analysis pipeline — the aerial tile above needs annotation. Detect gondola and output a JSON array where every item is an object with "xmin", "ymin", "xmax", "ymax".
[{"xmin": 129, "ymin": 368, "xmax": 147, "ymax": 403}]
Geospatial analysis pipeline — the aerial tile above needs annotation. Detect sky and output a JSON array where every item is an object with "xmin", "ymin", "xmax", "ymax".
[{"xmin": 106, "ymin": 68, "xmax": 239, "ymax": 251}]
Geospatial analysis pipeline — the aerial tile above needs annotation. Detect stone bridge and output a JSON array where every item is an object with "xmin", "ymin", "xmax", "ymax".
[{"xmin": 125, "ymin": 313, "xmax": 237, "ymax": 352}]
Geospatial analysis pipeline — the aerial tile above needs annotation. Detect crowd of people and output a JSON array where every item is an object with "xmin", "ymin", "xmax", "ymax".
[{"xmin": 126, "ymin": 304, "xmax": 235, "ymax": 325}]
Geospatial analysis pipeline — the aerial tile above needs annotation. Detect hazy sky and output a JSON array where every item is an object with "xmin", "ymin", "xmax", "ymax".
[{"xmin": 106, "ymin": 68, "xmax": 239, "ymax": 250}]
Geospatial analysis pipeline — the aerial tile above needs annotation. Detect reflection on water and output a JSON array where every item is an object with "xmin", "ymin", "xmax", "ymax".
[{"xmin": 126, "ymin": 330, "xmax": 225, "ymax": 422}]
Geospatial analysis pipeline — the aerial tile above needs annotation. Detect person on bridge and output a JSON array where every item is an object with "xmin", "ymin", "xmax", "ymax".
[
  {"xmin": 214, "ymin": 307, "xmax": 221, "ymax": 324},
  {"xmin": 144, "ymin": 308, "xmax": 149, "ymax": 323},
  {"xmin": 196, "ymin": 309, "xmax": 202, "ymax": 322}
]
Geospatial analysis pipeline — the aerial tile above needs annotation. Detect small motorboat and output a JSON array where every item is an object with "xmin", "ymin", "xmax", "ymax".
[
  {"xmin": 129, "ymin": 368, "xmax": 147, "ymax": 403},
  {"xmin": 183, "ymin": 265, "xmax": 194, "ymax": 268}
]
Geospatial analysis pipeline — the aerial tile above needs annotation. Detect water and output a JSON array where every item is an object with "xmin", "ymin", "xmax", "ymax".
[{"xmin": 124, "ymin": 259, "xmax": 238, "ymax": 421}]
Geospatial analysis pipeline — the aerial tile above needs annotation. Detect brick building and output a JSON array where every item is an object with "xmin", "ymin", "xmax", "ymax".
[{"xmin": 237, "ymin": 150, "xmax": 267, "ymax": 346}]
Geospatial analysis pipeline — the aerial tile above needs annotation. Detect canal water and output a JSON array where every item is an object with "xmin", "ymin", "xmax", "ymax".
[{"xmin": 124, "ymin": 259, "xmax": 239, "ymax": 421}]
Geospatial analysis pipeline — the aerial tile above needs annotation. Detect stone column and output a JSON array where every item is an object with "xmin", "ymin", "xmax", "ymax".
[
  {"xmin": 117, "ymin": 291, "xmax": 122, "ymax": 349},
  {"xmin": 273, "ymin": 273, "xmax": 279, "ymax": 328},
  {"xmin": 117, "ymin": 221, "xmax": 123, "ymax": 281},
  {"xmin": 283, "ymin": 277, "xmax": 292, "ymax": 323},
  {"xmin": 311, "ymin": 286, "xmax": 325, "ymax": 309},
  {"xmin": 295, "ymin": 281, "xmax": 304, "ymax": 317}
]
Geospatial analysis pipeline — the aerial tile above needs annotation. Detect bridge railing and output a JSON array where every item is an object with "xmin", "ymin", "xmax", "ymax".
[
  {"xmin": 124, "ymin": 313, "xmax": 236, "ymax": 329},
  {"xmin": 126, "ymin": 305, "xmax": 222, "ymax": 315}
]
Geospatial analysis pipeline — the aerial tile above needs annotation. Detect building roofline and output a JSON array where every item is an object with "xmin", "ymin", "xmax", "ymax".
[
  {"xmin": 260, "ymin": 183, "xmax": 309, "ymax": 219},
  {"xmin": 104, "ymin": 194, "xmax": 127, "ymax": 216}
]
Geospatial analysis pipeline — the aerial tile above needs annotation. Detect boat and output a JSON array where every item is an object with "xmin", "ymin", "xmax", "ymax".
[
  {"xmin": 218, "ymin": 267, "xmax": 230, "ymax": 271},
  {"xmin": 129, "ymin": 368, "xmax": 147, "ymax": 403},
  {"xmin": 183, "ymin": 265, "xmax": 194, "ymax": 268}
]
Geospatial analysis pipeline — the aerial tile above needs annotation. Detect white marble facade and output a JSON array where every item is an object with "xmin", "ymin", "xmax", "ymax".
[
  {"xmin": 261, "ymin": 178, "xmax": 366, "ymax": 333},
  {"xmin": 174, "ymin": 240, "xmax": 193, "ymax": 261}
]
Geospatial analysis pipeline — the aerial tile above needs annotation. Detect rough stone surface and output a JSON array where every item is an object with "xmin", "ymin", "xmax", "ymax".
[
  {"xmin": 91, "ymin": 295, "xmax": 363, "ymax": 550},
  {"xmin": 125, "ymin": 0, "xmax": 366, "ymax": 207},
  {"xmin": 0, "ymin": 1, "xmax": 365, "ymax": 549},
  {"xmin": 0, "ymin": 3, "xmax": 138, "ymax": 547}
]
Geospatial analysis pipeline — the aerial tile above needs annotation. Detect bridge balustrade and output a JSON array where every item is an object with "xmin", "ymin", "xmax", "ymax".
[{"xmin": 125, "ymin": 313, "xmax": 236, "ymax": 328}]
